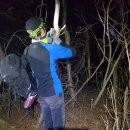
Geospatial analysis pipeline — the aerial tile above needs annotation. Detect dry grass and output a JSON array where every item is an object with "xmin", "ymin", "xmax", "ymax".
[{"xmin": 0, "ymin": 91, "xmax": 106, "ymax": 130}]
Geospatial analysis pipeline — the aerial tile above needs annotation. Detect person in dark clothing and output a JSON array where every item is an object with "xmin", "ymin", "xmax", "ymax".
[{"xmin": 23, "ymin": 17, "xmax": 75, "ymax": 130}]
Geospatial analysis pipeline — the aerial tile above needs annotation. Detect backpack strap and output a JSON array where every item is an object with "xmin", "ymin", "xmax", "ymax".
[
  {"xmin": 21, "ymin": 46, "xmax": 37, "ymax": 91},
  {"xmin": 21, "ymin": 46, "xmax": 29, "ymax": 68}
]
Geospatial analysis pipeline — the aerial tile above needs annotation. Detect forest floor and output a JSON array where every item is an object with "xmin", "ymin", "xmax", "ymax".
[{"xmin": 0, "ymin": 85, "xmax": 107, "ymax": 130}]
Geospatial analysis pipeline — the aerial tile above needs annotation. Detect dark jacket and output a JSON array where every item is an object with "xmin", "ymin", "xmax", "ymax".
[{"xmin": 23, "ymin": 41, "xmax": 75, "ymax": 97}]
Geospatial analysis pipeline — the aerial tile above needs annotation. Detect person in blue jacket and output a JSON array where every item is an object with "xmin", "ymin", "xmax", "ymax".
[{"xmin": 23, "ymin": 17, "xmax": 75, "ymax": 130}]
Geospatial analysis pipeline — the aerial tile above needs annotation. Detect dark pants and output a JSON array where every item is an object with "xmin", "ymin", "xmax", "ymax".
[{"xmin": 38, "ymin": 93, "xmax": 65, "ymax": 130}]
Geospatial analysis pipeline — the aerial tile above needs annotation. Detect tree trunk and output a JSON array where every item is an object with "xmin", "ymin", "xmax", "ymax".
[
  {"xmin": 0, "ymin": 45, "xmax": 4, "ymax": 84},
  {"xmin": 85, "ymin": 32, "xmax": 91, "ymax": 77},
  {"xmin": 0, "ymin": 45, "xmax": 4, "ymax": 60},
  {"xmin": 112, "ymin": 62, "xmax": 122, "ymax": 130},
  {"xmin": 62, "ymin": 0, "xmax": 75, "ymax": 101},
  {"xmin": 53, "ymin": 0, "xmax": 60, "ymax": 37}
]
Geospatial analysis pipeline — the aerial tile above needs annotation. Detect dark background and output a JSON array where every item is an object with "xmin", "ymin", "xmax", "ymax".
[
  {"xmin": 0, "ymin": 0, "xmax": 97, "ymax": 32},
  {"xmin": 0, "ymin": 0, "xmax": 129, "ymax": 64},
  {"xmin": 0, "ymin": 0, "xmax": 100, "ymax": 56}
]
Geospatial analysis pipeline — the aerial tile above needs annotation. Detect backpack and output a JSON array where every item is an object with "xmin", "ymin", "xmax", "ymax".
[{"xmin": 0, "ymin": 53, "xmax": 36, "ymax": 98}]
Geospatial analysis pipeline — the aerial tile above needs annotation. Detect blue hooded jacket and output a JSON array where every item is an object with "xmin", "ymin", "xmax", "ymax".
[{"xmin": 23, "ymin": 41, "xmax": 75, "ymax": 97}]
